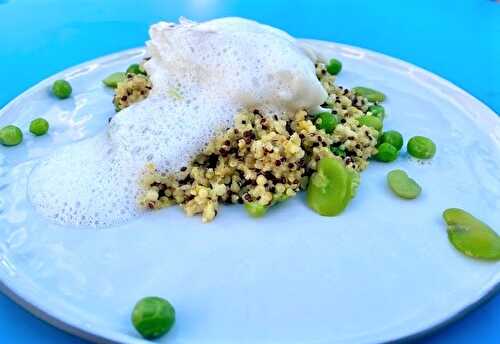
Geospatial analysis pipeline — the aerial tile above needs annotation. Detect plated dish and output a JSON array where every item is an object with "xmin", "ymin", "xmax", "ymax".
[{"xmin": 0, "ymin": 17, "xmax": 499, "ymax": 343}]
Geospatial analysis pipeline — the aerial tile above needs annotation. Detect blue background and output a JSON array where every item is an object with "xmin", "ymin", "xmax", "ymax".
[{"xmin": 0, "ymin": 0, "xmax": 499, "ymax": 343}]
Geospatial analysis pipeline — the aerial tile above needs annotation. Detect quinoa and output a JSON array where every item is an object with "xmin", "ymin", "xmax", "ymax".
[
  {"xmin": 131, "ymin": 61, "xmax": 380, "ymax": 222},
  {"xmin": 113, "ymin": 73, "xmax": 152, "ymax": 111}
]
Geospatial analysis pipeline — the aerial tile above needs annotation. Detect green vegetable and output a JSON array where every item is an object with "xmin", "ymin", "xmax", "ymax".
[
  {"xmin": 126, "ymin": 63, "xmax": 146, "ymax": 75},
  {"xmin": 330, "ymin": 146, "xmax": 346, "ymax": 158},
  {"xmin": 368, "ymin": 105, "xmax": 385, "ymax": 120},
  {"xmin": 307, "ymin": 157, "xmax": 355, "ymax": 216},
  {"xmin": 348, "ymin": 170, "xmax": 361, "ymax": 198},
  {"xmin": 244, "ymin": 202, "xmax": 268, "ymax": 218},
  {"xmin": 443, "ymin": 208, "xmax": 500, "ymax": 260},
  {"xmin": 29, "ymin": 118, "xmax": 50, "ymax": 136},
  {"xmin": 51, "ymin": 80, "xmax": 72, "ymax": 99},
  {"xmin": 375, "ymin": 142, "xmax": 398, "ymax": 162},
  {"xmin": 380, "ymin": 130, "xmax": 403, "ymax": 151},
  {"xmin": 352, "ymin": 86, "xmax": 386, "ymax": 103},
  {"xmin": 271, "ymin": 194, "xmax": 288, "ymax": 205},
  {"xmin": 326, "ymin": 58, "xmax": 342, "ymax": 75},
  {"xmin": 358, "ymin": 115, "xmax": 383, "ymax": 131},
  {"xmin": 407, "ymin": 136, "xmax": 436, "ymax": 159},
  {"xmin": 387, "ymin": 169, "xmax": 421, "ymax": 199},
  {"xmin": 314, "ymin": 112, "xmax": 337, "ymax": 134},
  {"xmin": 0, "ymin": 125, "xmax": 23, "ymax": 146},
  {"xmin": 103, "ymin": 72, "xmax": 127, "ymax": 88},
  {"xmin": 132, "ymin": 297, "xmax": 175, "ymax": 339}
]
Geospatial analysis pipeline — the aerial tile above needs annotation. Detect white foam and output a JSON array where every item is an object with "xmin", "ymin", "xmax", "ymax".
[
  {"xmin": 109, "ymin": 93, "xmax": 236, "ymax": 173},
  {"xmin": 28, "ymin": 17, "xmax": 327, "ymax": 227},
  {"xmin": 29, "ymin": 134, "xmax": 139, "ymax": 227},
  {"xmin": 145, "ymin": 17, "xmax": 326, "ymax": 114}
]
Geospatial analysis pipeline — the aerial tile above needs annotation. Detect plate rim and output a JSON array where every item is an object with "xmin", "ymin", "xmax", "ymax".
[{"xmin": 1, "ymin": 39, "xmax": 499, "ymax": 344}]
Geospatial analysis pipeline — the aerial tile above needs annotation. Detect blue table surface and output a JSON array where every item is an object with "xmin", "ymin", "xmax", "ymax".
[{"xmin": 1, "ymin": 0, "xmax": 499, "ymax": 343}]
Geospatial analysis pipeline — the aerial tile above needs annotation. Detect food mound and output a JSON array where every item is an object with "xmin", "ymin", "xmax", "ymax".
[
  {"xmin": 28, "ymin": 17, "xmax": 386, "ymax": 227},
  {"xmin": 116, "ymin": 62, "xmax": 379, "ymax": 222}
]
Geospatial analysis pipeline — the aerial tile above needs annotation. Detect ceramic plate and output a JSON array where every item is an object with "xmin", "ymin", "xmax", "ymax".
[{"xmin": 0, "ymin": 40, "xmax": 499, "ymax": 344}]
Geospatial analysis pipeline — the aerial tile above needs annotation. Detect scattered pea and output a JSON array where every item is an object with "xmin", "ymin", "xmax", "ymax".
[
  {"xmin": 103, "ymin": 72, "xmax": 127, "ymax": 88},
  {"xmin": 407, "ymin": 136, "xmax": 436, "ymax": 159},
  {"xmin": 314, "ymin": 112, "xmax": 337, "ymax": 133},
  {"xmin": 0, "ymin": 125, "xmax": 23, "ymax": 146},
  {"xmin": 51, "ymin": 80, "xmax": 72, "ymax": 99},
  {"xmin": 126, "ymin": 63, "xmax": 146, "ymax": 75},
  {"xmin": 443, "ymin": 208, "xmax": 500, "ymax": 260},
  {"xmin": 374, "ymin": 142, "xmax": 398, "ymax": 162},
  {"xmin": 326, "ymin": 58, "xmax": 342, "ymax": 75},
  {"xmin": 380, "ymin": 130, "xmax": 403, "ymax": 150},
  {"xmin": 387, "ymin": 169, "xmax": 421, "ymax": 199},
  {"xmin": 368, "ymin": 105, "xmax": 385, "ymax": 120},
  {"xmin": 358, "ymin": 115, "xmax": 383, "ymax": 131},
  {"xmin": 132, "ymin": 297, "xmax": 175, "ymax": 339},
  {"xmin": 307, "ymin": 157, "xmax": 355, "ymax": 216},
  {"xmin": 244, "ymin": 202, "xmax": 268, "ymax": 218},
  {"xmin": 29, "ymin": 118, "xmax": 50, "ymax": 136},
  {"xmin": 352, "ymin": 86, "xmax": 386, "ymax": 103}
]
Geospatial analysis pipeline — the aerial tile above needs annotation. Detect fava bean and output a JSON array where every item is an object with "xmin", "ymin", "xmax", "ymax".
[
  {"xmin": 387, "ymin": 169, "xmax": 421, "ymax": 199},
  {"xmin": 352, "ymin": 86, "xmax": 386, "ymax": 102},
  {"xmin": 307, "ymin": 157, "xmax": 355, "ymax": 216},
  {"xmin": 443, "ymin": 208, "xmax": 500, "ymax": 260},
  {"xmin": 103, "ymin": 72, "xmax": 127, "ymax": 88}
]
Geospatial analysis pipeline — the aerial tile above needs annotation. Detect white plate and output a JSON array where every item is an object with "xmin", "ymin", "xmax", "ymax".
[{"xmin": 0, "ymin": 40, "xmax": 499, "ymax": 344}]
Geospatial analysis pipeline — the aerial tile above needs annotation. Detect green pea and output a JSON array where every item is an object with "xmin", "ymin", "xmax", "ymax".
[
  {"xmin": 352, "ymin": 86, "xmax": 386, "ymax": 103},
  {"xmin": 244, "ymin": 202, "xmax": 268, "ymax": 218},
  {"xmin": 380, "ymin": 130, "xmax": 403, "ymax": 150},
  {"xmin": 0, "ymin": 125, "xmax": 23, "ymax": 146},
  {"xmin": 103, "ymin": 72, "xmax": 127, "ymax": 88},
  {"xmin": 51, "ymin": 80, "xmax": 72, "ymax": 99},
  {"xmin": 443, "ymin": 208, "xmax": 500, "ymax": 260},
  {"xmin": 314, "ymin": 112, "xmax": 337, "ymax": 134},
  {"xmin": 127, "ymin": 63, "xmax": 147, "ymax": 75},
  {"xmin": 326, "ymin": 58, "xmax": 342, "ymax": 75},
  {"xmin": 29, "ymin": 118, "xmax": 50, "ymax": 136},
  {"xmin": 131, "ymin": 297, "xmax": 175, "ymax": 339},
  {"xmin": 368, "ymin": 105, "xmax": 385, "ymax": 120},
  {"xmin": 387, "ymin": 169, "xmax": 421, "ymax": 199},
  {"xmin": 330, "ymin": 146, "xmax": 346, "ymax": 158},
  {"xmin": 307, "ymin": 157, "xmax": 355, "ymax": 216},
  {"xmin": 375, "ymin": 142, "xmax": 398, "ymax": 162},
  {"xmin": 407, "ymin": 136, "xmax": 436, "ymax": 159},
  {"xmin": 358, "ymin": 115, "xmax": 383, "ymax": 131}
]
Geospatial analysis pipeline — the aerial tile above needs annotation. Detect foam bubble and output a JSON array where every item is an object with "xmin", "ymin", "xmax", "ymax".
[{"xmin": 29, "ymin": 134, "xmax": 139, "ymax": 226}]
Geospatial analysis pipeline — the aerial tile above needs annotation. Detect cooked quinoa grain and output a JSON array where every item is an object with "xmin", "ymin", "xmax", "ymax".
[
  {"xmin": 136, "ymin": 60, "xmax": 380, "ymax": 222},
  {"xmin": 113, "ymin": 73, "xmax": 152, "ymax": 111}
]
